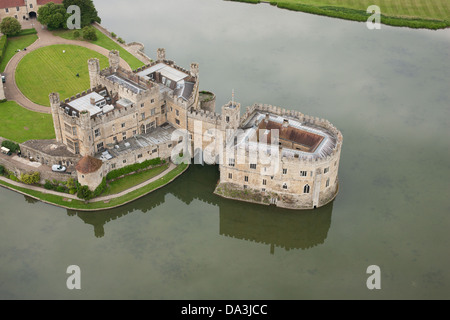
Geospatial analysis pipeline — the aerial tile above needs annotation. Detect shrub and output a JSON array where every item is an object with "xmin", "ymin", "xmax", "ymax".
[
  {"xmin": 69, "ymin": 188, "xmax": 77, "ymax": 195},
  {"xmin": 0, "ymin": 17, "xmax": 22, "ymax": 36},
  {"xmin": 111, "ymin": 32, "xmax": 117, "ymax": 38},
  {"xmin": 20, "ymin": 172, "xmax": 40, "ymax": 185},
  {"xmin": 44, "ymin": 180, "xmax": 54, "ymax": 190},
  {"xmin": 56, "ymin": 186, "xmax": 67, "ymax": 193},
  {"xmin": 9, "ymin": 174, "xmax": 19, "ymax": 182},
  {"xmin": 73, "ymin": 30, "xmax": 80, "ymax": 38},
  {"xmin": 77, "ymin": 185, "xmax": 93, "ymax": 200},
  {"xmin": 82, "ymin": 26, "xmax": 97, "ymax": 41},
  {"xmin": 117, "ymin": 37, "xmax": 125, "ymax": 44},
  {"xmin": 93, "ymin": 178, "xmax": 106, "ymax": 198},
  {"xmin": 0, "ymin": 35, "xmax": 7, "ymax": 65},
  {"xmin": 1, "ymin": 140, "xmax": 20, "ymax": 153},
  {"xmin": 12, "ymin": 28, "xmax": 37, "ymax": 37},
  {"xmin": 0, "ymin": 165, "xmax": 4, "ymax": 175}
]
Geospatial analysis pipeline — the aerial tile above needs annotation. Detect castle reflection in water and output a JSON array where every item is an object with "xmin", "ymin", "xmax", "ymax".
[{"xmin": 61, "ymin": 165, "xmax": 333, "ymax": 254}]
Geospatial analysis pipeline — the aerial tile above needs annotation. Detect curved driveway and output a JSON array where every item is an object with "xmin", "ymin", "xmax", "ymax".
[{"xmin": 3, "ymin": 21, "xmax": 132, "ymax": 114}]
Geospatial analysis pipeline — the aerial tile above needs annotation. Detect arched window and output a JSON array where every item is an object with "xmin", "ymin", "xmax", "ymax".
[
  {"xmin": 326, "ymin": 178, "xmax": 330, "ymax": 188},
  {"xmin": 283, "ymin": 183, "xmax": 288, "ymax": 190},
  {"xmin": 304, "ymin": 184, "xmax": 310, "ymax": 194}
]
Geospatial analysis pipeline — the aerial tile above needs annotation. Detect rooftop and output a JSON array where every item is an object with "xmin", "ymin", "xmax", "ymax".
[
  {"xmin": 21, "ymin": 139, "xmax": 79, "ymax": 158},
  {"xmin": 0, "ymin": 0, "xmax": 25, "ymax": 9},
  {"xmin": 75, "ymin": 155, "xmax": 103, "ymax": 174}
]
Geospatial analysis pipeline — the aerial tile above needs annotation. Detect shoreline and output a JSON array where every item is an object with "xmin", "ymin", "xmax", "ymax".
[
  {"xmin": 0, "ymin": 163, "xmax": 189, "ymax": 212},
  {"xmin": 227, "ymin": 0, "xmax": 450, "ymax": 30}
]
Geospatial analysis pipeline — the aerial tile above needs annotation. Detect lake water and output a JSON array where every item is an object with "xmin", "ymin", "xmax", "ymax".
[{"xmin": 0, "ymin": 0, "xmax": 449, "ymax": 299}]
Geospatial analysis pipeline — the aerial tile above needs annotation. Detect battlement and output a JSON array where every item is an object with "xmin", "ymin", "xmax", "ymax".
[{"xmin": 187, "ymin": 108, "xmax": 222, "ymax": 124}]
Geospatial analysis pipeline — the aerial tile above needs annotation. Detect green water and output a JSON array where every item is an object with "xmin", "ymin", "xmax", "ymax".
[{"xmin": 0, "ymin": 0, "xmax": 449, "ymax": 299}]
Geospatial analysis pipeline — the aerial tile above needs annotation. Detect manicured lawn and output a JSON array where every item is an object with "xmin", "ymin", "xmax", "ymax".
[
  {"xmin": 15, "ymin": 44, "xmax": 109, "ymax": 107},
  {"xmin": 0, "ymin": 34, "xmax": 38, "ymax": 72},
  {"xmin": 103, "ymin": 164, "xmax": 170, "ymax": 196},
  {"xmin": 231, "ymin": 0, "xmax": 450, "ymax": 29},
  {"xmin": 53, "ymin": 29, "xmax": 145, "ymax": 70},
  {"xmin": 0, "ymin": 163, "xmax": 189, "ymax": 210},
  {"xmin": 0, "ymin": 101, "xmax": 55, "ymax": 143}
]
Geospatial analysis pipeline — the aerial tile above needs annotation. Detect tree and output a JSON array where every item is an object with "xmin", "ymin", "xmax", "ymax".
[
  {"xmin": 63, "ymin": 0, "xmax": 101, "ymax": 28},
  {"xmin": 82, "ymin": 26, "xmax": 97, "ymax": 41},
  {"xmin": 37, "ymin": 2, "xmax": 68, "ymax": 29},
  {"xmin": 0, "ymin": 17, "xmax": 22, "ymax": 36},
  {"xmin": 77, "ymin": 185, "xmax": 93, "ymax": 200},
  {"xmin": 20, "ymin": 172, "xmax": 40, "ymax": 185}
]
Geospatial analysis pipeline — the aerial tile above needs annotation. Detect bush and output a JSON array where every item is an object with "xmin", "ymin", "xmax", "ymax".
[
  {"xmin": 56, "ymin": 186, "xmax": 67, "ymax": 193},
  {"xmin": 93, "ymin": 178, "xmax": 106, "ymax": 198},
  {"xmin": 20, "ymin": 172, "xmax": 40, "ymax": 185},
  {"xmin": 0, "ymin": 17, "xmax": 22, "ymax": 36},
  {"xmin": 117, "ymin": 37, "xmax": 125, "ymax": 44},
  {"xmin": 106, "ymin": 157, "xmax": 162, "ymax": 180},
  {"xmin": 77, "ymin": 185, "xmax": 93, "ymax": 200},
  {"xmin": 82, "ymin": 26, "xmax": 97, "ymax": 41},
  {"xmin": 1, "ymin": 140, "xmax": 20, "ymax": 153},
  {"xmin": 111, "ymin": 32, "xmax": 117, "ymax": 38},
  {"xmin": 44, "ymin": 180, "xmax": 55, "ymax": 190},
  {"xmin": 73, "ymin": 30, "xmax": 80, "ymax": 38},
  {"xmin": 9, "ymin": 174, "xmax": 19, "ymax": 182},
  {"xmin": 0, "ymin": 35, "xmax": 7, "ymax": 66},
  {"xmin": 69, "ymin": 188, "xmax": 77, "ymax": 195},
  {"xmin": 0, "ymin": 165, "xmax": 4, "ymax": 175}
]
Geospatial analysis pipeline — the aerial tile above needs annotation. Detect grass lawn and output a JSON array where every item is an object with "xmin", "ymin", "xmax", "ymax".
[
  {"xmin": 53, "ymin": 29, "xmax": 145, "ymax": 70},
  {"xmin": 15, "ymin": 44, "xmax": 109, "ymax": 107},
  {"xmin": 0, "ymin": 101, "xmax": 55, "ymax": 143},
  {"xmin": 0, "ymin": 163, "xmax": 188, "ymax": 210},
  {"xmin": 103, "ymin": 164, "xmax": 170, "ymax": 196},
  {"xmin": 231, "ymin": 0, "xmax": 450, "ymax": 29},
  {"xmin": 0, "ymin": 34, "xmax": 38, "ymax": 72}
]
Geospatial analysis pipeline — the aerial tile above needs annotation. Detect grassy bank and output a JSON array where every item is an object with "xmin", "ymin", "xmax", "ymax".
[
  {"xmin": 227, "ymin": 0, "xmax": 450, "ymax": 29},
  {"xmin": 0, "ymin": 101, "xmax": 55, "ymax": 143},
  {"xmin": 15, "ymin": 44, "xmax": 109, "ymax": 107},
  {"xmin": 53, "ymin": 29, "xmax": 145, "ymax": 70},
  {"xmin": 0, "ymin": 163, "xmax": 188, "ymax": 211}
]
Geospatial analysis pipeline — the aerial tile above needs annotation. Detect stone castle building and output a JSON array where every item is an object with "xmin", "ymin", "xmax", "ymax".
[
  {"xmin": 0, "ymin": 0, "xmax": 63, "ymax": 22},
  {"xmin": 21, "ymin": 48, "xmax": 342, "ymax": 209}
]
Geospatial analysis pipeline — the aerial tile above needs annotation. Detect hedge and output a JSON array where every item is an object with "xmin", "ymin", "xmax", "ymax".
[
  {"xmin": 106, "ymin": 157, "xmax": 163, "ymax": 181},
  {"xmin": 0, "ymin": 35, "xmax": 7, "ymax": 66},
  {"xmin": 1, "ymin": 140, "xmax": 20, "ymax": 153},
  {"xmin": 10, "ymin": 28, "xmax": 37, "ymax": 37}
]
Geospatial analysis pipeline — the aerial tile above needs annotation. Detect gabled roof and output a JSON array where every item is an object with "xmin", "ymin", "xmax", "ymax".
[
  {"xmin": 37, "ymin": 0, "xmax": 64, "ymax": 5},
  {"xmin": 75, "ymin": 156, "xmax": 103, "ymax": 174},
  {"xmin": 0, "ymin": 0, "xmax": 25, "ymax": 9}
]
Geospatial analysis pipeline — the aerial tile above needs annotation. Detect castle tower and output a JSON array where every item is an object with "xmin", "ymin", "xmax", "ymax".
[
  {"xmin": 157, "ymin": 48, "xmax": 166, "ymax": 61},
  {"xmin": 79, "ymin": 111, "xmax": 95, "ymax": 156},
  {"xmin": 88, "ymin": 58, "xmax": 100, "ymax": 88},
  {"xmin": 49, "ymin": 92, "xmax": 63, "ymax": 143},
  {"xmin": 190, "ymin": 63, "xmax": 199, "ymax": 78},
  {"xmin": 221, "ymin": 101, "xmax": 241, "ymax": 140},
  {"xmin": 108, "ymin": 50, "xmax": 120, "ymax": 72}
]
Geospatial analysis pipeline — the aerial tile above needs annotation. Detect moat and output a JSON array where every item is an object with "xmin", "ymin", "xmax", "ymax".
[{"xmin": 0, "ymin": 0, "xmax": 449, "ymax": 299}]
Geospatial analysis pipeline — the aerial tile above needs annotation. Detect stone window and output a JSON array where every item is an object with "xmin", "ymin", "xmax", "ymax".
[
  {"xmin": 304, "ymin": 184, "xmax": 310, "ymax": 194},
  {"xmin": 263, "ymin": 179, "xmax": 267, "ymax": 186},
  {"xmin": 151, "ymin": 108, "xmax": 155, "ymax": 116},
  {"xmin": 152, "ymin": 149, "xmax": 157, "ymax": 153},
  {"xmin": 324, "ymin": 167, "xmax": 329, "ymax": 174},
  {"xmin": 82, "ymin": 175, "xmax": 84, "ymax": 178},
  {"xmin": 122, "ymin": 132, "xmax": 127, "ymax": 140},
  {"xmin": 94, "ymin": 129, "xmax": 100, "ymax": 137},
  {"xmin": 138, "ymin": 154, "xmax": 142, "ymax": 159},
  {"xmin": 326, "ymin": 178, "xmax": 330, "ymax": 188},
  {"xmin": 175, "ymin": 119, "xmax": 180, "ymax": 125},
  {"xmin": 228, "ymin": 173, "xmax": 232, "ymax": 179},
  {"xmin": 244, "ymin": 176, "xmax": 249, "ymax": 182},
  {"xmin": 141, "ymin": 113, "xmax": 145, "ymax": 120},
  {"xmin": 262, "ymin": 188, "xmax": 266, "ymax": 192},
  {"xmin": 16, "ymin": 7, "xmax": 19, "ymax": 11},
  {"xmin": 121, "ymin": 123, "xmax": 125, "ymax": 128},
  {"xmin": 97, "ymin": 142, "xmax": 104, "ymax": 152},
  {"xmin": 151, "ymin": 99, "xmax": 155, "ymax": 103},
  {"xmin": 244, "ymin": 185, "xmax": 247, "ymax": 190},
  {"xmin": 72, "ymin": 127, "xmax": 77, "ymax": 136},
  {"xmin": 74, "ymin": 142, "xmax": 79, "ymax": 155},
  {"xmin": 283, "ymin": 183, "xmax": 288, "ymax": 190},
  {"xmin": 228, "ymin": 158, "xmax": 235, "ymax": 167},
  {"xmin": 133, "ymin": 130, "xmax": 137, "ymax": 136},
  {"xmin": 283, "ymin": 168, "xmax": 288, "ymax": 175},
  {"xmin": 5, "ymin": 8, "xmax": 9, "ymax": 13},
  {"xmin": 250, "ymin": 164, "xmax": 257, "ymax": 169},
  {"xmin": 168, "ymin": 144, "xmax": 172, "ymax": 148},
  {"xmin": 123, "ymin": 160, "xmax": 127, "ymax": 164},
  {"xmin": 300, "ymin": 171, "xmax": 307, "ymax": 177},
  {"xmin": 141, "ymin": 103, "xmax": 144, "ymax": 108},
  {"xmin": 176, "ymin": 109, "xmax": 179, "ymax": 116},
  {"xmin": 30, "ymin": 4, "xmax": 33, "ymax": 8},
  {"xmin": 111, "ymin": 164, "xmax": 116, "ymax": 169},
  {"xmin": 226, "ymin": 116, "xmax": 230, "ymax": 123},
  {"xmin": 65, "ymin": 123, "xmax": 72, "ymax": 134}
]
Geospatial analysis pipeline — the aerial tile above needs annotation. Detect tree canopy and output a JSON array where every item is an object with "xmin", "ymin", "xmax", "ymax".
[
  {"xmin": 63, "ymin": 0, "xmax": 101, "ymax": 28},
  {"xmin": 37, "ymin": 3, "xmax": 68, "ymax": 29},
  {"xmin": 0, "ymin": 17, "xmax": 22, "ymax": 36}
]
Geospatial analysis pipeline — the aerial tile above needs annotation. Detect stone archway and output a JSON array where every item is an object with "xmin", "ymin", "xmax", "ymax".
[{"xmin": 29, "ymin": 11, "xmax": 37, "ymax": 19}]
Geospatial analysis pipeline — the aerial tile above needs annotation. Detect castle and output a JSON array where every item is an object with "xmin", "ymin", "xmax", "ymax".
[
  {"xmin": 0, "ymin": 0, "xmax": 63, "ymax": 22},
  {"xmin": 20, "ymin": 48, "xmax": 343, "ymax": 210}
]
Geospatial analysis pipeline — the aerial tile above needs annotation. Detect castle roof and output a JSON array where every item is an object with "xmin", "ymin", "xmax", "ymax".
[
  {"xmin": 0, "ymin": 0, "xmax": 25, "ymax": 9},
  {"xmin": 37, "ymin": 0, "xmax": 64, "ymax": 5},
  {"xmin": 76, "ymin": 156, "xmax": 103, "ymax": 174}
]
